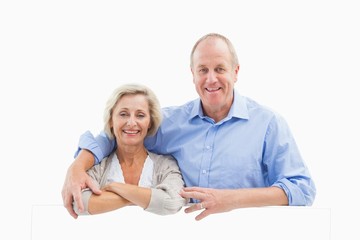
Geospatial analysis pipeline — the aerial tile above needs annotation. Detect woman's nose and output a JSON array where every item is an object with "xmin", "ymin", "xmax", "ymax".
[{"xmin": 126, "ymin": 116, "xmax": 137, "ymax": 126}]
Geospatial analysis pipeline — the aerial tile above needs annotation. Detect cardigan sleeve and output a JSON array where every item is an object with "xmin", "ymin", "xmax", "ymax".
[{"xmin": 145, "ymin": 154, "xmax": 188, "ymax": 215}]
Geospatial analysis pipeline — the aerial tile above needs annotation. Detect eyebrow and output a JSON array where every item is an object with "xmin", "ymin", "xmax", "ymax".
[
  {"xmin": 118, "ymin": 107, "xmax": 148, "ymax": 112},
  {"xmin": 196, "ymin": 63, "xmax": 227, "ymax": 69},
  {"xmin": 196, "ymin": 64, "xmax": 207, "ymax": 69}
]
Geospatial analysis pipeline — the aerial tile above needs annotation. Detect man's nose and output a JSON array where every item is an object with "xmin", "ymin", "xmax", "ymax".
[{"xmin": 206, "ymin": 70, "xmax": 217, "ymax": 83}]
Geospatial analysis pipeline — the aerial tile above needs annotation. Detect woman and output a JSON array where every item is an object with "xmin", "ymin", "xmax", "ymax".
[{"xmin": 73, "ymin": 84, "xmax": 187, "ymax": 216}]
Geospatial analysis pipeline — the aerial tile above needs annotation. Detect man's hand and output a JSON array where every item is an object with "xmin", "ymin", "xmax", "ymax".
[
  {"xmin": 180, "ymin": 186, "xmax": 288, "ymax": 221},
  {"xmin": 61, "ymin": 164, "xmax": 101, "ymax": 218},
  {"xmin": 180, "ymin": 187, "xmax": 234, "ymax": 221}
]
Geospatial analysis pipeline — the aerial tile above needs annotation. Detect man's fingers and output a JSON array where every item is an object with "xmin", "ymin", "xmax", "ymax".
[
  {"xmin": 184, "ymin": 202, "xmax": 200, "ymax": 213},
  {"xmin": 182, "ymin": 186, "xmax": 206, "ymax": 193},
  {"xmin": 183, "ymin": 203, "xmax": 209, "ymax": 221},
  {"xmin": 86, "ymin": 177, "xmax": 102, "ymax": 195},
  {"xmin": 195, "ymin": 210, "xmax": 209, "ymax": 221},
  {"xmin": 184, "ymin": 202, "xmax": 207, "ymax": 212},
  {"xmin": 66, "ymin": 204, "xmax": 78, "ymax": 219},
  {"xmin": 73, "ymin": 190, "xmax": 84, "ymax": 211},
  {"xmin": 180, "ymin": 189, "xmax": 204, "ymax": 201},
  {"xmin": 63, "ymin": 191, "xmax": 79, "ymax": 219}
]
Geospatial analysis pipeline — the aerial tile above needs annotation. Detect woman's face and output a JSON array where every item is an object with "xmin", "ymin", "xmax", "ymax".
[{"xmin": 111, "ymin": 94, "xmax": 151, "ymax": 148}]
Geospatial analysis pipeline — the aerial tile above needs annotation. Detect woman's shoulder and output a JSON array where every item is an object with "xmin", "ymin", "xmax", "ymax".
[
  {"xmin": 148, "ymin": 151, "xmax": 178, "ymax": 169},
  {"xmin": 90, "ymin": 152, "xmax": 115, "ymax": 175},
  {"xmin": 148, "ymin": 151, "xmax": 175, "ymax": 162}
]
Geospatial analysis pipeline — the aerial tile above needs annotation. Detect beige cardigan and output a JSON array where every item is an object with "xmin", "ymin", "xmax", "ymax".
[{"xmin": 73, "ymin": 151, "xmax": 187, "ymax": 216}]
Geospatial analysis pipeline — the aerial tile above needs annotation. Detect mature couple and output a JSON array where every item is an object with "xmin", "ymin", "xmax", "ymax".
[{"xmin": 62, "ymin": 33, "xmax": 316, "ymax": 221}]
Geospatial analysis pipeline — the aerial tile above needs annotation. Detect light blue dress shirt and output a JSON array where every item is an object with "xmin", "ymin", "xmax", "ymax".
[{"xmin": 77, "ymin": 91, "xmax": 316, "ymax": 206}]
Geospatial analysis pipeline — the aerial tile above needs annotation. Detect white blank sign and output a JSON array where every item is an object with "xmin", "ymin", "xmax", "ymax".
[{"xmin": 31, "ymin": 205, "xmax": 330, "ymax": 240}]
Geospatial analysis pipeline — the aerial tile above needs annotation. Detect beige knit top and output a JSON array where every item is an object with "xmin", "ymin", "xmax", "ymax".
[{"xmin": 73, "ymin": 151, "xmax": 187, "ymax": 216}]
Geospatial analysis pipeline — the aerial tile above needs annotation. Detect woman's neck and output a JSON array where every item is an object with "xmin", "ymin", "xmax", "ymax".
[
  {"xmin": 116, "ymin": 145, "xmax": 148, "ymax": 185},
  {"xmin": 116, "ymin": 145, "xmax": 148, "ymax": 167}
]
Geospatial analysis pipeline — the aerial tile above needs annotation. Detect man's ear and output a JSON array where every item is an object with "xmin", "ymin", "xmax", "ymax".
[
  {"xmin": 191, "ymin": 67, "xmax": 195, "ymax": 83},
  {"xmin": 234, "ymin": 65, "xmax": 240, "ymax": 82}
]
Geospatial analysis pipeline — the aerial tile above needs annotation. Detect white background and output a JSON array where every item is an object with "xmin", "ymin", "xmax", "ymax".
[{"xmin": 0, "ymin": 0, "xmax": 359, "ymax": 239}]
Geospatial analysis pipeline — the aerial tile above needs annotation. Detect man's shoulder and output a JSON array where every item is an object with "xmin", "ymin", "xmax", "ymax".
[
  {"xmin": 162, "ymin": 99, "xmax": 196, "ymax": 111},
  {"xmin": 242, "ymin": 95, "xmax": 288, "ymax": 128},
  {"xmin": 235, "ymin": 95, "xmax": 288, "ymax": 129},
  {"xmin": 161, "ymin": 99, "xmax": 197, "ymax": 118},
  {"xmin": 242, "ymin": 95, "xmax": 278, "ymax": 117}
]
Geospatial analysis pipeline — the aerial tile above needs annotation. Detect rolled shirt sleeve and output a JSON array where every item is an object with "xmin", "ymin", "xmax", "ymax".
[
  {"xmin": 75, "ymin": 131, "xmax": 116, "ymax": 165},
  {"xmin": 264, "ymin": 115, "xmax": 316, "ymax": 205}
]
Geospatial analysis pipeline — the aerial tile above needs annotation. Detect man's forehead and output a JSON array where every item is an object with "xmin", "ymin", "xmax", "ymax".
[{"xmin": 193, "ymin": 53, "xmax": 232, "ymax": 68}]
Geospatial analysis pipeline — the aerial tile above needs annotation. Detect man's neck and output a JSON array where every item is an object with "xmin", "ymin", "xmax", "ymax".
[{"xmin": 202, "ymin": 100, "xmax": 233, "ymax": 123}]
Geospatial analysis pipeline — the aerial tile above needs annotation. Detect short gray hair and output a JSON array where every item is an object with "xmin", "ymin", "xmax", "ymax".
[{"xmin": 190, "ymin": 33, "xmax": 239, "ymax": 68}]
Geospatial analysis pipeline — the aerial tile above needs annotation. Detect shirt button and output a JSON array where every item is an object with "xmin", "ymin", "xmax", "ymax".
[
  {"xmin": 206, "ymin": 145, "xmax": 211, "ymax": 150},
  {"xmin": 202, "ymin": 170, "xmax": 207, "ymax": 174}
]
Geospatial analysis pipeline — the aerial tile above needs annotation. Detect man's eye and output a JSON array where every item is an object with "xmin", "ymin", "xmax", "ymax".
[
  {"xmin": 216, "ymin": 68, "xmax": 225, "ymax": 73},
  {"xmin": 120, "ymin": 112, "xmax": 128, "ymax": 117}
]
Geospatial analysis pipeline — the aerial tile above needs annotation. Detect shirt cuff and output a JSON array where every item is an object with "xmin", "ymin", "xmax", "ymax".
[
  {"xmin": 272, "ymin": 178, "xmax": 307, "ymax": 206},
  {"xmin": 74, "ymin": 131, "xmax": 104, "ymax": 165}
]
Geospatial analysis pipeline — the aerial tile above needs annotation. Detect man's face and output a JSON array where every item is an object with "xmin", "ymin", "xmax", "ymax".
[{"xmin": 191, "ymin": 37, "xmax": 239, "ymax": 116}]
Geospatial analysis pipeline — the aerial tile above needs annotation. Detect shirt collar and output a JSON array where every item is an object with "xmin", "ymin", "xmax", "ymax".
[
  {"xmin": 230, "ymin": 90, "xmax": 250, "ymax": 120},
  {"xmin": 190, "ymin": 90, "xmax": 249, "ymax": 121}
]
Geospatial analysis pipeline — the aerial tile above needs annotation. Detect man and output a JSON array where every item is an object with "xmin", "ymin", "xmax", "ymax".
[{"xmin": 62, "ymin": 33, "xmax": 316, "ymax": 221}]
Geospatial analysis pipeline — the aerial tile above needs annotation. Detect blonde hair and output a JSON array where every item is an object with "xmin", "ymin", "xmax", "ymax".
[
  {"xmin": 190, "ymin": 33, "xmax": 239, "ymax": 68},
  {"xmin": 103, "ymin": 84, "xmax": 162, "ymax": 139}
]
